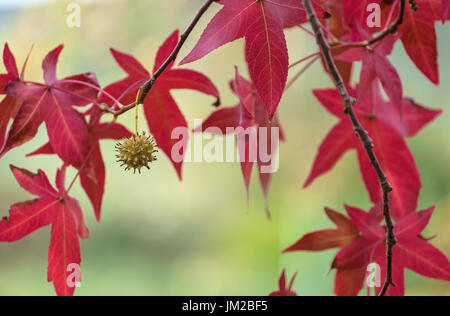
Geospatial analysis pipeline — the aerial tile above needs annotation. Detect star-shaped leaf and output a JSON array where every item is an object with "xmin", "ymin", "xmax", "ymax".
[
  {"xmin": 305, "ymin": 82, "xmax": 441, "ymax": 219},
  {"xmin": 1, "ymin": 45, "xmax": 99, "ymax": 167},
  {"xmin": 102, "ymin": 30, "xmax": 220, "ymax": 179},
  {"xmin": 285, "ymin": 203, "xmax": 450, "ymax": 296},
  {"xmin": 181, "ymin": 0, "xmax": 324, "ymax": 115},
  {"xmin": 0, "ymin": 165, "xmax": 89, "ymax": 296}
]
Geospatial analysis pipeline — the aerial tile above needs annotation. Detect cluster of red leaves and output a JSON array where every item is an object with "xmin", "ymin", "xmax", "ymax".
[
  {"xmin": 277, "ymin": 0, "xmax": 450, "ymax": 296},
  {"xmin": 0, "ymin": 30, "xmax": 220, "ymax": 295},
  {"xmin": 284, "ymin": 205, "xmax": 450, "ymax": 296},
  {"xmin": 0, "ymin": 0, "xmax": 449, "ymax": 296},
  {"xmin": 0, "ymin": 43, "xmax": 134, "ymax": 295}
]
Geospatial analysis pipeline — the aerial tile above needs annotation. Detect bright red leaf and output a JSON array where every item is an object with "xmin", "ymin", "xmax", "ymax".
[
  {"xmin": 0, "ymin": 44, "xmax": 24, "ymax": 151},
  {"xmin": 101, "ymin": 30, "xmax": 219, "ymax": 179},
  {"xmin": 0, "ymin": 166, "xmax": 89, "ymax": 296},
  {"xmin": 284, "ymin": 207, "xmax": 360, "ymax": 252},
  {"xmin": 337, "ymin": 32, "xmax": 403, "ymax": 111},
  {"xmin": 305, "ymin": 82, "xmax": 441, "ymax": 220},
  {"xmin": 1, "ymin": 45, "xmax": 99, "ymax": 167},
  {"xmin": 181, "ymin": 0, "xmax": 324, "ymax": 116}
]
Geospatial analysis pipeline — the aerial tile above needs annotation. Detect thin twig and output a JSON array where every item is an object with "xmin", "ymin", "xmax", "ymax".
[
  {"xmin": 138, "ymin": 0, "xmax": 219, "ymax": 104},
  {"xmin": 302, "ymin": 0, "xmax": 405, "ymax": 296}
]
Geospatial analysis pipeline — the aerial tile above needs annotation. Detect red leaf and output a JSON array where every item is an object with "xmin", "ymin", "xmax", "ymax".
[
  {"xmin": 334, "ymin": 268, "xmax": 366, "ymax": 297},
  {"xmin": 10, "ymin": 165, "xmax": 58, "ymax": 198},
  {"xmin": 0, "ymin": 166, "xmax": 88, "ymax": 296},
  {"xmin": 395, "ymin": 207, "xmax": 435, "ymax": 238},
  {"xmin": 400, "ymin": 0, "xmax": 440, "ymax": 84},
  {"xmin": 42, "ymin": 45, "xmax": 63, "ymax": 85},
  {"xmin": 341, "ymin": 0, "xmax": 442, "ymax": 84},
  {"xmin": 1, "ymin": 46, "xmax": 100, "ymax": 166},
  {"xmin": 284, "ymin": 207, "xmax": 359, "ymax": 252},
  {"xmin": 104, "ymin": 31, "xmax": 219, "ymax": 179},
  {"xmin": 356, "ymin": 122, "xmax": 421, "ymax": 219},
  {"xmin": 181, "ymin": 0, "xmax": 324, "ymax": 115},
  {"xmin": 3, "ymin": 43, "xmax": 19, "ymax": 79},
  {"xmin": 194, "ymin": 106, "xmax": 240, "ymax": 134},
  {"xmin": 47, "ymin": 205, "xmax": 81, "ymax": 296},
  {"xmin": 145, "ymin": 88, "xmax": 188, "ymax": 179},
  {"xmin": 0, "ymin": 97, "xmax": 22, "ymax": 150},
  {"xmin": 304, "ymin": 121, "xmax": 357, "ymax": 187},
  {"xmin": 0, "ymin": 198, "xmax": 59, "ymax": 242},
  {"xmin": 286, "ymin": 203, "xmax": 450, "ymax": 296},
  {"xmin": 79, "ymin": 120, "xmax": 132, "ymax": 220},
  {"xmin": 153, "ymin": 29, "xmax": 179, "ymax": 71},
  {"xmin": 45, "ymin": 93, "xmax": 90, "ymax": 167},
  {"xmin": 80, "ymin": 144, "xmax": 105, "ymax": 221},
  {"xmin": 26, "ymin": 142, "xmax": 54, "ymax": 157},
  {"xmin": 92, "ymin": 122, "xmax": 134, "ymax": 140},
  {"xmin": 337, "ymin": 35, "xmax": 403, "ymax": 110},
  {"xmin": 397, "ymin": 238, "xmax": 450, "ymax": 281},
  {"xmin": 306, "ymin": 84, "xmax": 441, "ymax": 219},
  {"xmin": 1, "ymin": 83, "xmax": 48, "ymax": 155},
  {"xmin": 0, "ymin": 43, "xmax": 19, "ymax": 93},
  {"xmin": 342, "ymin": 0, "xmax": 384, "ymax": 33},
  {"xmin": 269, "ymin": 269, "xmax": 298, "ymax": 296},
  {"xmin": 27, "ymin": 119, "xmax": 132, "ymax": 221}
]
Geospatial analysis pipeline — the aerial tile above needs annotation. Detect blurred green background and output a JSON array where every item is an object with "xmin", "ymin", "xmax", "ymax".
[{"xmin": 0, "ymin": 0, "xmax": 449, "ymax": 296}]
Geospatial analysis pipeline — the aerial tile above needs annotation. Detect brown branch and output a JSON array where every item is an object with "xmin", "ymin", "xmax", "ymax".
[
  {"xmin": 102, "ymin": 0, "xmax": 219, "ymax": 117},
  {"xmin": 302, "ymin": 0, "xmax": 404, "ymax": 296}
]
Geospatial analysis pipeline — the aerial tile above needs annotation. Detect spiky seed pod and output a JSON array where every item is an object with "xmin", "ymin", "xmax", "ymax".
[{"xmin": 116, "ymin": 132, "xmax": 158, "ymax": 174}]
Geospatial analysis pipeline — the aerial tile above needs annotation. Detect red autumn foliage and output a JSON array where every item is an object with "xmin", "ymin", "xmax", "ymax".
[
  {"xmin": 0, "ymin": 0, "xmax": 448, "ymax": 296},
  {"xmin": 284, "ymin": 202, "xmax": 450, "ymax": 296}
]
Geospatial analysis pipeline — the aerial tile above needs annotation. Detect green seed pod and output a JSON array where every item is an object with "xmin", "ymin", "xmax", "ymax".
[{"xmin": 116, "ymin": 132, "xmax": 158, "ymax": 174}]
